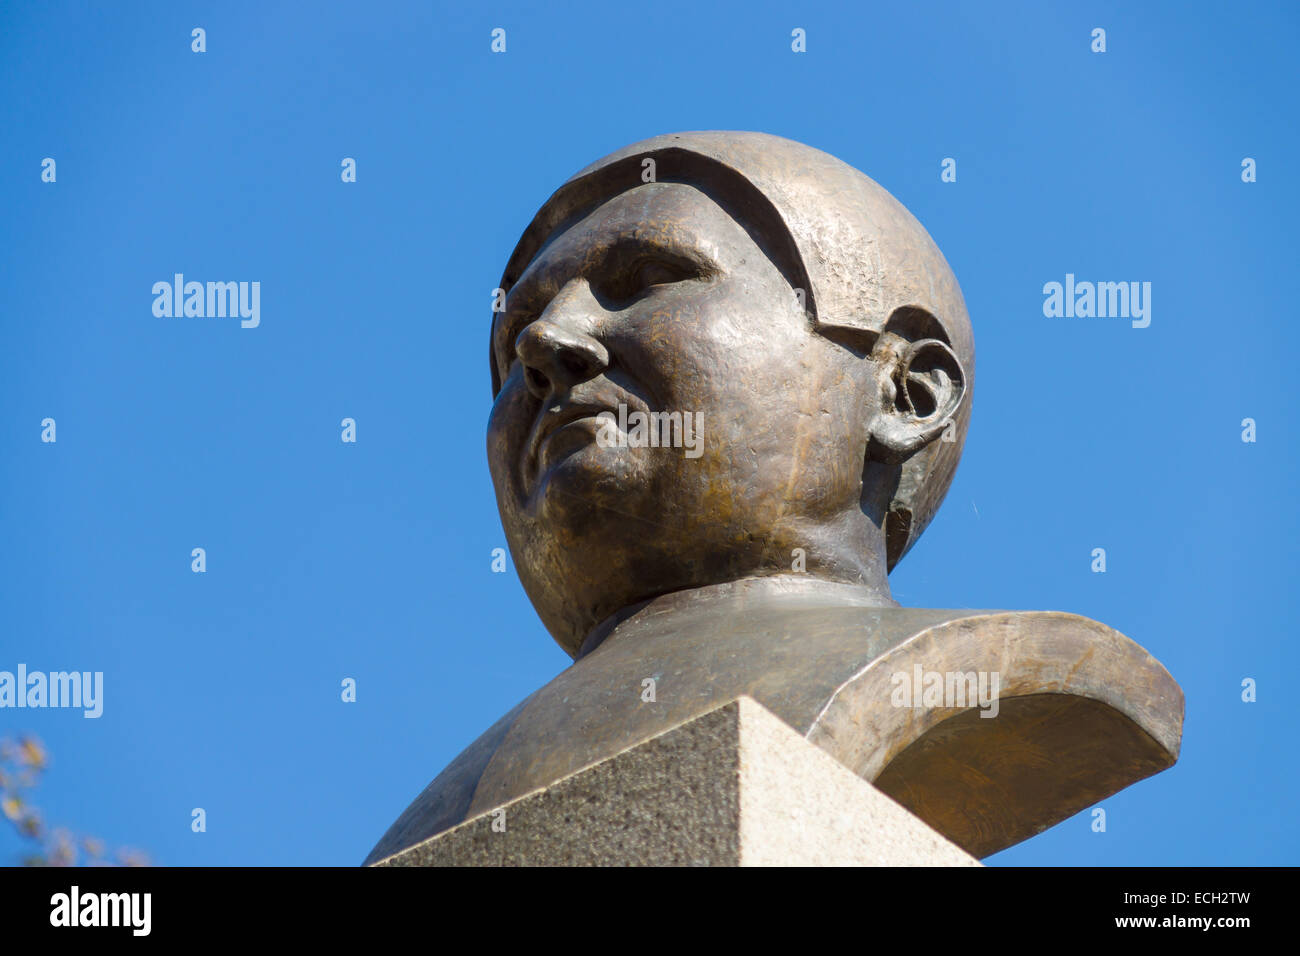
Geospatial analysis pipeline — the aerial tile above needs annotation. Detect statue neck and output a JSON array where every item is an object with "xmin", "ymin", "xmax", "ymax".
[{"xmin": 576, "ymin": 573, "xmax": 897, "ymax": 659}]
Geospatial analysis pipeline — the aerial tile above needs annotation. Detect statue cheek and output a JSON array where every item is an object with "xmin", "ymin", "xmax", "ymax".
[{"xmin": 488, "ymin": 377, "xmax": 532, "ymax": 432}]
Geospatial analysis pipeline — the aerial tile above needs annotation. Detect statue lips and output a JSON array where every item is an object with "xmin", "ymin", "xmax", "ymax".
[{"xmin": 522, "ymin": 387, "xmax": 640, "ymax": 492}]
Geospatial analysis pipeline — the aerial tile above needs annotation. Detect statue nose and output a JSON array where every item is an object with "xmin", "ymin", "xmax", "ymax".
[
  {"xmin": 514, "ymin": 287, "xmax": 609, "ymax": 398},
  {"xmin": 516, "ymin": 323, "xmax": 609, "ymax": 398}
]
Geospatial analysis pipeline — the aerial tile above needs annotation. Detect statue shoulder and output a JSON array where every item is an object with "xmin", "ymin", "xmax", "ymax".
[{"xmin": 362, "ymin": 692, "xmax": 535, "ymax": 866}]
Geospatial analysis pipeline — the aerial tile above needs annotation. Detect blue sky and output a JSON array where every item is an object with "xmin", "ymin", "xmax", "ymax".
[{"xmin": 1, "ymin": 0, "xmax": 1296, "ymax": 866}]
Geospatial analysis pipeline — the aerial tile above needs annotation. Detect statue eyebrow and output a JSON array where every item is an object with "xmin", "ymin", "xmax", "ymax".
[{"xmin": 513, "ymin": 232, "xmax": 713, "ymax": 307}]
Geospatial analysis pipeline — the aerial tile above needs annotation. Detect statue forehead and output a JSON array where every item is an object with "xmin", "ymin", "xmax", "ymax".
[{"xmin": 518, "ymin": 181, "xmax": 750, "ymax": 280}]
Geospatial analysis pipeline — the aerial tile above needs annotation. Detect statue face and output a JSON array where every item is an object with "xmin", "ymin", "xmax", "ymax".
[{"xmin": 488, "ymin": 182, "xmax": 887, "ymax": 656}]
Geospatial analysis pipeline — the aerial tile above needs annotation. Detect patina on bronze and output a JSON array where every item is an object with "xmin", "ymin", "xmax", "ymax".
[{"xmin": 366, "ymin": 131, "xmax": 1183, "ymax": 864}]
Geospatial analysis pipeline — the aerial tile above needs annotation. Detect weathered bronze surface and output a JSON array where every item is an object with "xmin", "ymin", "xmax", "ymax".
[{"xmin": 366, "ymin": 131, "xmax": 1183, "ymax": 864}]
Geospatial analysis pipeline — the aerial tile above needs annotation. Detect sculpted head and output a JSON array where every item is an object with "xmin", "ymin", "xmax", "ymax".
[{"xmin": 487, "ymin": 132, "xmax": 974, "ymax": 657}]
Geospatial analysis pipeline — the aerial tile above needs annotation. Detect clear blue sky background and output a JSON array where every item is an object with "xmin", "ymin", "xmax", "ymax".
[{"xmin": 2, "ymin": 0, "xmax": 1296, "ymax": 867}]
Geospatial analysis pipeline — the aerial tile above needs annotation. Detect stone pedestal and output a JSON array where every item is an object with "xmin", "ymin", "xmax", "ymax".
[{"xmin": 371, "ymin": 696, "xmax": 980, "ymax": 867}]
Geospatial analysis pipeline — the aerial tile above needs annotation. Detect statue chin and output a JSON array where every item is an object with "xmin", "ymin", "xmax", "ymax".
[{"xmin": 530, "ymin": 441, "xmax": 637, "ymax": 511}]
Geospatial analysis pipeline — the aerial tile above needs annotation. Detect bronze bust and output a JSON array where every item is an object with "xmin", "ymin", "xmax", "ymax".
[{"xmin": 365, "ymin": 132, "xmax": 1182, "ymax": 864}]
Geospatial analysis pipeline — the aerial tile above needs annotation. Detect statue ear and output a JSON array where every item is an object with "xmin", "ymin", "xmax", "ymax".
[{"xmin": 866, "ymin": 330, "xmax": 966, "ymax": 465}]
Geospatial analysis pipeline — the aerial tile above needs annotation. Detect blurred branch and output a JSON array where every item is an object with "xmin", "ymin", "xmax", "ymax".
[{"xmin": 0, "ymin": 734, "xmax": 150, "ymax": 867}]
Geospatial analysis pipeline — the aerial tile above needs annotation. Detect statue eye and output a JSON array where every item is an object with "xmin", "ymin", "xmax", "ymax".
[
  {"xmin": 605, "ymin": 258, "xmax": 692, "ymax": 302},
  {"xmin": 631, "ymin": 260, "xmax": 683, "ymax": 290}
]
